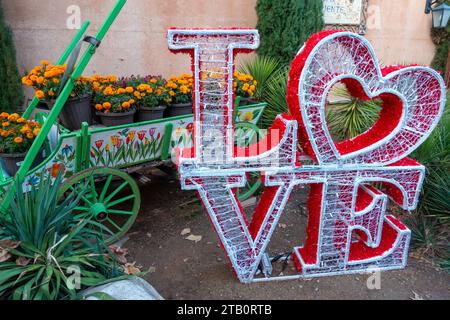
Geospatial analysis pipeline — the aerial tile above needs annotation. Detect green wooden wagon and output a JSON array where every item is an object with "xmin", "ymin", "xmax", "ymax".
[{"xmin": 0, "ymin": 0, "xmax": 266, "ymax": 243}]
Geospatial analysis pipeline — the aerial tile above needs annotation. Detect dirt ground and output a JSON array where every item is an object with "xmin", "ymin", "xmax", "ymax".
[{"xmin": 124, "ymin": 169, "xmax": 450, "ymax": 300}]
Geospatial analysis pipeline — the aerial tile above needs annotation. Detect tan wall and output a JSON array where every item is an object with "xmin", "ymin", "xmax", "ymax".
[{"xmin": 3, "ymin": 0, "xmax": 436, "ymax": 97}]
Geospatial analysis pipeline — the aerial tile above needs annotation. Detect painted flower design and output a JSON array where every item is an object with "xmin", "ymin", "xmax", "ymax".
[
  {"xmin": 95, "ymin": 140, "xmax": 104, "ymax": 148},
  {"xmin": 186, "ymin": 123, "xmax": 194, "ymax": 134},
  {"xmin": 241, "ymin": 112, "xmax": 254, "ymax": 122},
  {"xmin": 138, "ymin": 130, "xmax": 146, "ymax": 140},
  {"xmin": 61, "ymin": 144, "xmax": 73, "ymax": 157},
  {"xmin": 48, "ymin": 163, "xmax": 65, "ymax": 178}
]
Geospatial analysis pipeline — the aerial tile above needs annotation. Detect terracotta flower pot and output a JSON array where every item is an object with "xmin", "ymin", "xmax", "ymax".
[
  {"xmin": 136, "ymin": 105, "xmax": 166, "ymax": 122},
  {"xmin": 166, "ymin": 102, "xmax": 193, "ymax": 118},
  {"xmin": 47, "ymin": 94, "xmax": 93, "ymax": 131},
  {"xmin": 0, "ymin": 149, "xmax": 45, "ymax": 177},
  {"xmin": 96, "ymin": 109, "xmax": 136, "ymax": 127}
]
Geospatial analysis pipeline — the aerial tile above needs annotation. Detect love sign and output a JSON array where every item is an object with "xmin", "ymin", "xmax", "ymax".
[{"xmin": 168, "ymin": 29, "xmax": 446, "ymax": 283}]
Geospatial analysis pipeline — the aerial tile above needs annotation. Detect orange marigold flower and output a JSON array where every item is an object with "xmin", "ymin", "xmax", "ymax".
[
  {"xmin": 36, "ymin": 90, "xmax": 45, "ymax": 99},
  {"xmin": 125, "ymin": 87, "xmax": 134, "ymax": 93},
  {"xmin": 14, "ymin": 137, "xmax": 23, "ymax": 143},
  {"xmin": 2, "ymin": 122, "xmax": 10, "ymax": 127},
  {"xmin": 33, "ymin": 128, "xmax": 41, "ymax": 136},
  {"xmin": 40, "ymin": 60, "xmax": 50, "ymax": 66}
]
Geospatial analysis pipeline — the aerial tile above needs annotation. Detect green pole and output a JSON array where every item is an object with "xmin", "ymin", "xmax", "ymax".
[
  {"xmin": 22, "ymin": 21, "xmax": 91, "ymax": 119},
  {"xmin": 1, "ymin": 0, "xmax": 127, "ymax": 211}
]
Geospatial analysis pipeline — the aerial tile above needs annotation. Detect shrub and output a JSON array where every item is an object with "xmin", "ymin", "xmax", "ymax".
[
  {"xmin": 0, "ymin": 5, "xmax": 24, "ymax": 112},
  {"xmin": 256, "ymin": 0, "xmax": 324, "ymax": 66}
]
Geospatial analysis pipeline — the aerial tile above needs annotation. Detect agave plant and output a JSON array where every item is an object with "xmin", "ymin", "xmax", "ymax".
[
  {"xmin": 0, "ymin": 172, "xmax": 123, "ymax": 300},
  {"xmin": 238, "ymin": 55, "xmax": 281, "ymax": 101}
]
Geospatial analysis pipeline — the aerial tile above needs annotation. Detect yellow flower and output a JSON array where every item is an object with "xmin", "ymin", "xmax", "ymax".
[
  {"xmin": 241, "ymin": 112, "xmax": 254, "ymax": 122},
  {"xmin": 16, "ymin": 117, "xmax": 26, "ymax": 124},
  {"xmin": 125, "ymin": 86, "xmax": 134, "ymax": 93},
  {"xmin": 33, "ymin": 128, "xmax": 41, "ymax": 136},
  {"xmin": 122, "ymin": 101, "xmax": 130, "ymax": 108}
]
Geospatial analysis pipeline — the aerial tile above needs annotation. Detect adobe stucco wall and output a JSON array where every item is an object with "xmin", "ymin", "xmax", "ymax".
[{"xmin": 2, "ymin": 0, "xmax": 436, "ymax": 87}]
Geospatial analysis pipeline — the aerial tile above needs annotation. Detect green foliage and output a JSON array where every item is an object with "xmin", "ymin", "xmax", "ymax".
[
  {"xmin": 408, "ymin": 92, "xmax": 450, "ymax": 270},
  {"xmin": 256, "ymin": 0, "xmax": 324, "ymax": 66},
  {"xmin": 261, "ymin": 66, "xmax": 289, "ymax": 128},
  {"xmin": 239, "ymin": 55, "xmax": 282, "ymax": 101},
  {"xmin": 0, "ymin": 5, "xmax": 24, "ymax": 112},
  {"xmin": 0, "ymin": 172, "xmax": 123, "ymax": 300},
  {"xmin": 326, "ymin": 86, "xmax": 381, "ymax": 141},
  {"xmin": 430, "ymin": 0, "xmax": 450, "ymax": 78}
]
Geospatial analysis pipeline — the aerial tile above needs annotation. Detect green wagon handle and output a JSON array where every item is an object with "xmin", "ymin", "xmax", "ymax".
[{"xmin": 1, "ymin": 0, "xmax": 127, "ymax": 212}]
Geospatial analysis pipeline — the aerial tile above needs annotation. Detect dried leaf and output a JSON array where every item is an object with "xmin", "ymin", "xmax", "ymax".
[
  {"xmin": 109, "ymin": 245, "xmax": 128, "ymax": 264},
  {"xmin": 181, "ymin": 228, "xmax": 191, "ymax": 236},
  {"xmin": 15, "ymin": 256, "xmax": 31, "ymax": 266},
  {"xmin": 0, "ymin": 240, "xmax": 20, "ymax": 250},
  {"xmin": 0, "ymin": 249, "xmax": 12, "ymax": 262},
  {"xmin": 185, "ymin": 234, "xmax": 202, "ymax": 243},
  {"xmin": 124, "ymin": 262, "xmax": 141, "ymax": 275}
]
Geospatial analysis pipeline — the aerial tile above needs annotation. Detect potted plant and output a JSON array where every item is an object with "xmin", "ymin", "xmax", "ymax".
[
  {"xmin": 22, "ymin": 60, "xmax": 93, "ymax": 131},
  {"xmin": 0, "ymin": 112, "xmax": 43, "ymax": 176},
  {"xmin": 233, "ymin": 71, "xmax": 257, "ymax": 105},
  {"xmin": 165, "ymin": 73, "xmax": 194, "ymax": 117},
  {"xmin": 122, "ymin": 76, "xmax": 170, "ymax": 122},
  {"xmin": 93, "ymin": 84, "xmax": 137, "ymax": 127}
]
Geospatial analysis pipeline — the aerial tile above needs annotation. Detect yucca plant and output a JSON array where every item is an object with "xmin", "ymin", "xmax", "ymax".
[
  {"xmin": 239, "ymin": 55, "xmax": 281, "ymax": 101},
  {"xmin": 0, "ymin": 172, "xmax": 123, "ymax": 300},
  {"xmin": 326, "ymin": 86, "xmax": 381, "ymax": 141},
  {"xmin": 261, "ymin": 66, "xmax": 289, "ymax": 128}
]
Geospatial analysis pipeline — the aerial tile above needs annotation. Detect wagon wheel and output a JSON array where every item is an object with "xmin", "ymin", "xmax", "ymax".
[
  {"xmin": 59, "ymin": 167, "xmax": 141, "ymax": 244},
  {"xmin": 234, "ymin": 122, "xmax": 264, "ymax": 201}
]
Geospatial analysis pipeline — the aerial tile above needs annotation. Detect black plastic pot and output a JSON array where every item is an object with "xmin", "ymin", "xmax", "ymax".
[
  {"xmin": 0, "ymin": 149, "xmax": 45, "ymax": 177},
  {"xmin": 48, "ymin": 95, "xmax": 93, "ymax": 131},
  {"xmin": 166, "ymin": 103, "xmax": 193, "ymax": 117},
  {"xmin": 136, "ymin": 105, "xmax": 166, "ymax": 122},
  {"xmin": 96, "ymin": 110, "xmax": 136, "ymax": 127},
  {"xmin": 239, "ymin": 97, "xmax": 256, "ymax": 106}
]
